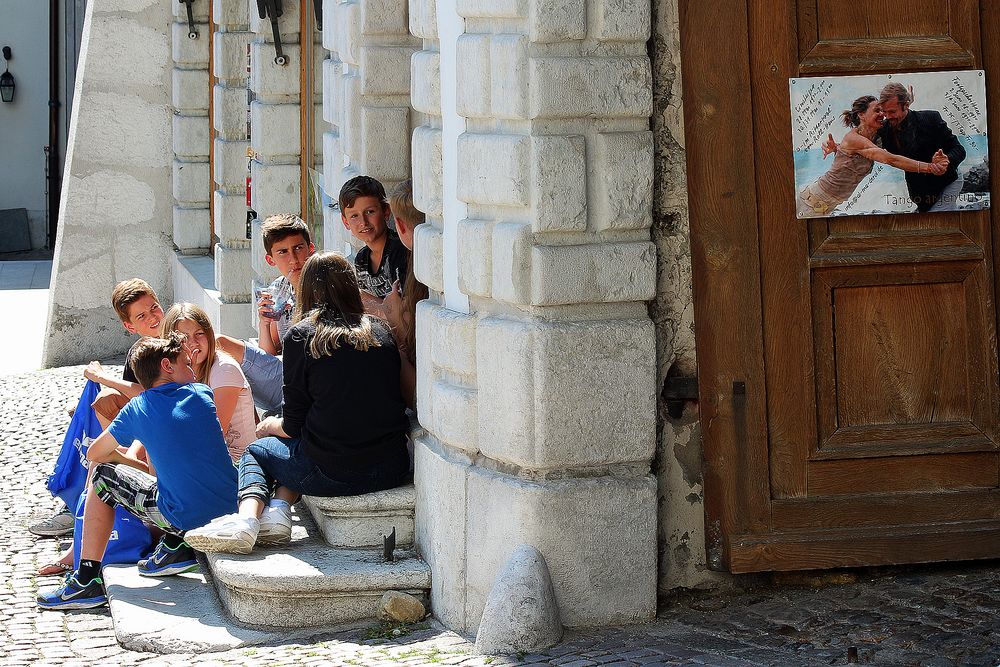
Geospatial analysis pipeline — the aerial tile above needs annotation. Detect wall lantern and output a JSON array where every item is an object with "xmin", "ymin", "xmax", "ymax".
[
  {"xmin": 1, "ymin": 47, "xmax": 14, "ymax": 104},
  {"xmin": 255, "ymin": 0, "xmax": 288, "ymax": 65}
]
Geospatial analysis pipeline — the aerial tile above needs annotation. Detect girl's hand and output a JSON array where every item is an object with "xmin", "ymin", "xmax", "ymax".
[{"xmin": 257, "ymin": 417, "xmax": 284, "ymax": 438}]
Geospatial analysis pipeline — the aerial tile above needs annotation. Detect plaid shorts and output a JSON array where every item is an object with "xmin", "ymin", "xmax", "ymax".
[{"xmin": 91, "ymin": 463, "xmax": 181, "ymax": 534}]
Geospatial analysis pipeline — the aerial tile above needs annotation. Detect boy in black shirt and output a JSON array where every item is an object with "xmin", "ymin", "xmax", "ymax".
[{"xmin": 339, "ymin": 176, "xmax": 409, "ymax": 304}]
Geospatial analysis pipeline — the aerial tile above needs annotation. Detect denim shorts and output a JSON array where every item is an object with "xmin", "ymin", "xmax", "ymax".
[{"xmin": 241, "ymin": 341, "xmax": 283, "ymax": 413}]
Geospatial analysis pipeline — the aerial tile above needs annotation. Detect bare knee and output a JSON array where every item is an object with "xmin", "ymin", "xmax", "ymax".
[{"xmin": 92, "ymin": 388, "xmax": 128, "ymax": 426}]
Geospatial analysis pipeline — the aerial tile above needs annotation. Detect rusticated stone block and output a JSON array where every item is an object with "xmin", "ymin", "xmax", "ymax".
[
  {"xmin": 335, "ymin": 1, "xmax": 361, "ymax": 66},
  {"xmin": 173, "ymin": 114, "xmax": 210, "ymax": 160},
  {"xmin": 411, "ymin": 51, "xmax": 441, "ymax": 116},
  {"xmin": 250, "ymin": 42, "xmax": 301, "ymax": 98},
  {"xmin": 476, "ymin": 316, "xmax": 656, "ymax": 469},
  {"xmin": 593, "ymin": 131, "xmax": 653, "ymax": 231},
  {"xmin": 213, "ymin": 84, "xmax": 250, "ymax": 139},
  {"xmin": 172, "ymin": 68, "xmax": 210, "ymax": 114},
  {"xmin": 428, "ymin": 306, "xmax": 477, "ymax": 378},
  {"xmin": 413, "ymin": 222, "xmax": 444, "ymax": 292},
  {"xmin": 431, "ymin": 381, "xmax": 479, "ymax": 453},
  {"xmin": 593, "ymin": 0, "xmax": 650, "ymax": 41},
  {"xmin": 530, "ymin": 135, "xmax": 586, "ymax": 232},
  {"xmin": 213, "ymin": 137, "xmax": 250, "ymax": 189},
  {"xmin": 361, "ymin": 0, "xmax": 411, "ymax": 36},
  {"xmin": 457, "ymin": 219, "xmax": 492, "ymax": 297},
  {"xmin": 360, "ymin": 46, "xmax": 416, "ymax": 97},
  {"xmin": 412, "ymin": 127, "xmax": 443, "ymax": 218},
  {"xmin": 214, "ymin": 190, "xmax": 250, "ymax": 246},
  {"xmin": 528, "ymin": 0, "xmax": 585, "ymax": 42},
  {"xmin": 249, "ymin": 0, "xmax": 301, "ymax": 40},
  {"xmin": 322, "ymin": 0, "xmax": 339, "ymax": 52},
  {"xmin": 456, "ymin": 36, "xmax": 490, "ymax": 118},
  {"xmin": 213, "ymin": 0, "xmax": 249, "ymax": 26},
  {"xmin": 173, "ymin": 160, "xmax": 210, "ymax": 206},
  {"xmin": 173, "ymin": 206, "xmax": 211, "ymax": 251},
  {"xmin": 172, "ymin": 22, "xmax": 210, "ymax": 66},
  {"xmin": 360, "ymin": 106, "xmax": 411, "ymax": 182},
  {"xmin": 529, "ymin": 57, "xmax": 651, "ymax": 119},
  {"xmin": 409, "ymin": 0, "xmax": 438, "ymax": 39},
  {"xmin": 457, "ymin": 0, "xmax": 523, "ymax": 19},
  {"xmin": 464, "ymin": 468, "xmax": 656, "ymax": 628},
  {"xmin": 213, "ymin": 30, "xmax": 250, "ymax": 81},
  {"xmin": 250, "ymin": 101, "xmax": 301, "ymax": 160},
  {"xmin": 528, "ymin": 241, "xmax": 656, "ymax": 305},
  {"xmin": 490, "ymin": 35, "xmax": 528, "ymax": 119},
  {"xmin": 457, "ymin": 133, "xmax": 530, "ymax": 207},
  {"xmin": 323, "ymin": 130, "xmax": 344, "ymax": 199},
  {"xmin": 215, "ymin": 243, "xmax": 257, "ymax": 299},
  {"xmin": 249, "ymin": 161, "xmax": 300, "ymax": 220}
]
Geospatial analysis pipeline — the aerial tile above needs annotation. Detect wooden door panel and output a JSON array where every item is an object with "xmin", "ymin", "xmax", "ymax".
[
  {"xmin": 810, "ymin": 262, "xmax": 1000, "ymax": 462},
  {"xmin": 807, "ymin": 453, "xmax": 998, "ymax": 495},
  {"xmin": 772, "ymin": 488, "xmax": 1000, "ymax": 530},
  {"xmin": 797, "ymin": 0, "xmax": 980, "ymax": 73}
]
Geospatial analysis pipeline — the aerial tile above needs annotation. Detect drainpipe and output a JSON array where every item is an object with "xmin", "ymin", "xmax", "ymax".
[{"xmin": 48, "ymin": 0, "xmax": 61, "ymax": 249}]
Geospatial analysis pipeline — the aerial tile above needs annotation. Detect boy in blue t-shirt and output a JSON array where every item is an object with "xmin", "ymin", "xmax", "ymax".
[{"xmin": 37, "ymin": 333, "xmax": 237, "ymax": 610}]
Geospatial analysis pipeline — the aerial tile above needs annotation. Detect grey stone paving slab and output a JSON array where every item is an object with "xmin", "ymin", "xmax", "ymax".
[{"xmin": 104, "ymin": 565, "xmax": 277, "ymax": 653}]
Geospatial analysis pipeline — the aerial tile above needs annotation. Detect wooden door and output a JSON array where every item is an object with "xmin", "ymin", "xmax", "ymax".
[{"xmin": 681, "ymin": 1, "xmax": 1000, "ymax": 572}]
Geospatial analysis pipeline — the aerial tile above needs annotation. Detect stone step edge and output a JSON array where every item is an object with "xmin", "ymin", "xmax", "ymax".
[
  {"xmin": 206, "ymin": 547, "xmax": 432, "ymax": 593},
  {"xmin": 301, "ymin": 483, "xmax": 417, "ymax": 512}
]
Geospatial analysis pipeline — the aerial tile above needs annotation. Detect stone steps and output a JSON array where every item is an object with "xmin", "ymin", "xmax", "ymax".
[
  {"xmin": 202, "ymin": 489, "xmax": 430, "ymax": 628},
  {"xmin": 302, "ymin": 483, "xmax": 416, "ymax": 547}
]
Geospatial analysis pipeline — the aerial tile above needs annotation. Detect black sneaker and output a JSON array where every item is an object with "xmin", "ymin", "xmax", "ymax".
[
  {"xmin": 36, "ymin": 573, "xmax": 107, "ymax": 610},
  {"xmin": 137, "ymin": 537, "xmax": 198, "ymax": 577}
]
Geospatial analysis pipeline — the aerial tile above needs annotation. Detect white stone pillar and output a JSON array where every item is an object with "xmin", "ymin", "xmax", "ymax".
[
  {"xmin": 43, "ymin": 0, "xmax": 175, "ymax": 366},
  {"xmin": 411, "ymin": 0, "xmax": 658, "ymax": 633},
  {"xmin": 171, "ymin": 0, "xmax": 211, "ymax": 252},
  {"xmin": 211, "ymin": 0, "xmax": 254, "ymax": 313},
  {"xmin": 248, "ymin": 1, "xmax": 302, "ymax": 281},
  {"xmin": 320, "ymin": 0, "xmax": 419, "ymax": 254}
]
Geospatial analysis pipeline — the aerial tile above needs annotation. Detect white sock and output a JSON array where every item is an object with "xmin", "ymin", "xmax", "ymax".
[{"xmin": 269, "ymin": 499, "xmax": 290, "ymax": 511}]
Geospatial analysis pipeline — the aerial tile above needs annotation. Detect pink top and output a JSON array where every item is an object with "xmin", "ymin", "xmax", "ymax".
[{"xmin": 209, "ymin": 353, "xmax": 256, "ymax": 461}]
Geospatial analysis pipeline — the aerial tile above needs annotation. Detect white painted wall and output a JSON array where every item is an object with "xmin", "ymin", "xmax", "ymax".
[{"xmin": 0, "ymin": 1, "xmax": 51, "ymax": 249}]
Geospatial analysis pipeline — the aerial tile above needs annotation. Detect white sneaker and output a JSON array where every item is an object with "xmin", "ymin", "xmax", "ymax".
[
  {"xmin": 184, "ymin": 514, "xmax": 259, "ymax": 554},
  {"xmin": 256, "ymin": 503, "xmax": 292, "ymax": 545}
]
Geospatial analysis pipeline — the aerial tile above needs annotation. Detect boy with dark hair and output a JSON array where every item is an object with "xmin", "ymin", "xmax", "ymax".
[
  {"xmin": 339, "ymin": 176, "xmax": 409, "ymax": 301},
  {"xmin": 29, "ymin": 278, "xmax": 164, "ymax": 539},
  {"xmin": 37, "ymin": 333, "xmax": 238, "ymax": 610},
  {"xmin": 217, "ymin": 214, "xmax": 315, "ymax": 412}
]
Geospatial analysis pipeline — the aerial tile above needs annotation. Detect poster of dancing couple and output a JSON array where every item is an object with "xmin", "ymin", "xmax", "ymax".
[{"xmin": 791, "ymin": 70, "xmax": 989, "ymax": 219}]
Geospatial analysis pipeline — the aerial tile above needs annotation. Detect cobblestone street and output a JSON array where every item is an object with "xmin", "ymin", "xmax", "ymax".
[{"xmin": 4, "ymin": 366, "xmax": 1000, "ymax": 666}]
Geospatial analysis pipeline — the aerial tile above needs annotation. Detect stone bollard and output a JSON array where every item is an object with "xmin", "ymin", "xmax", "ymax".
[{"xmin": 475, "ymin": 545, "xmax": 562, "ymax": 655}]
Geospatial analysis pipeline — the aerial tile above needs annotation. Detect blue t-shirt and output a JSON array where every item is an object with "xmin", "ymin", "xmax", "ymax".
[{"xmin": 108, "ymin": 382, "xmax": 237, "ymax": 530}]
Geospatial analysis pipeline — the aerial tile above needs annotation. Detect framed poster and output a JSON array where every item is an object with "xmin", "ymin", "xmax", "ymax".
[{"xmin": 791, "ymin": 70, "xmax": 989, "ymax": 219}]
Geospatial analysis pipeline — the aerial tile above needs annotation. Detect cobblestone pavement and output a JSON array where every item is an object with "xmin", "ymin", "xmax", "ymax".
[{"xmin": 4, "ymin": 367, "xmax": 1000, "ymax": 666}]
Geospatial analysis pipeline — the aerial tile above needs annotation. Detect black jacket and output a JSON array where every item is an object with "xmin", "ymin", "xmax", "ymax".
[
  {"xmin": 281, "ymin": 318, "xmax": 409, "ymax": 481},
  {"xmin": 878, "ymin": 109, "xmax": 966, "ymax": 212}
]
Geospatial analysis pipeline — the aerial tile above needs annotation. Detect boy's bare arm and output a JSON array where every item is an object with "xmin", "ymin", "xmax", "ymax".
[
  {"xmin": 258, "ymin": 317, "xmax": 281, "ymax": 355},
  {"xmin": 84, "ymin": 361, "xmax": 143, "ymax": 399},
  {"xmin": 87, "ymin": 430, "xmax": 151, "ymax": 474}
]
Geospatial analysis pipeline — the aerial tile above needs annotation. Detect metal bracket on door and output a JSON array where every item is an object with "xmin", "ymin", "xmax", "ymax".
[
  {"xmin": 661, "ymin": 374, "xmax": 699, "ymax": 419},
  {"xmin": 256, "ymin": 0, "xmax": 288, "ymax": 66},
  {"xmin": 178, "ymin": 0, "xmax": 199, "ymax": 39}
]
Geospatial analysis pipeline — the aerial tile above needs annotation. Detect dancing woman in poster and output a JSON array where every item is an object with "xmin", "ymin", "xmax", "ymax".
[{"xmin": 796, "ymin": 95, "xmax": 949, "ymax": 218}]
